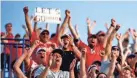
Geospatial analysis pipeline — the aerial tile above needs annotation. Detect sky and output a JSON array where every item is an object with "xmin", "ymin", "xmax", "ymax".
[{"xmin": 1, "ymin": 1, "xmax": 137, "ymax": 45}]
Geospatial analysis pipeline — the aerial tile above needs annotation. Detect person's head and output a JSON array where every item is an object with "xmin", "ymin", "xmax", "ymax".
[
  {"xmin": 5, "ymin": 23, "xmax": 12, "ymax": 33},
  {"xmin": 122, "ymin": 38, "xmax": 129, "ymax": 47},
  {"xmin": 36, "ymin": 47, "xmax": 47, "ymax": 65},
  {"xmin": 126, "ymin": 54, "xmax": 135, "ymax": 64},
  {"xmin": 96, "ymin": 31, "xmax": 105, "ymax": 43},
  {"xmin": 92, "ymin": 61, "xmax": 101, "ymax": 71},
  {"xmin": 87, "ymin": 34, "xmax": 98, "ymax": 47},
  {"xmin": 61, "ymin": 34, "xmax": 70, "ymax": 49},
  {"xmin": 50, "ymin": 33, "xmax": 56, "ymax": 39},
  {"xmin": 15, "ymin": 33, "xmax": 21, "ymax": 42},
  {"xmin": 111, "ymin": 46, "xmax": 120, "ymax": 58},
  {"xmin": 96, "ymin": 73, "xmax": 107, "ymax": 78},
  {"xmin": 39, "ymin": 30, "xmax": 50, "ymax": 43},
  {"xmin": 51, "ymin": 49, "xmax": 63, "ymax": 67},
  {"xmin": 87, "ymin": 65, "xmax": 99, "ymax": 77},
  {"xmin": 122, "ymin": 66, "xmax": 132, "ymax": 78}
]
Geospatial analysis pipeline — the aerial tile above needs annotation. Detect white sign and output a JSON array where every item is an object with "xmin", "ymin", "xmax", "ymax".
[{"xmin": 35, "ymin": 7, "xmax": 61, "ymax": 24}]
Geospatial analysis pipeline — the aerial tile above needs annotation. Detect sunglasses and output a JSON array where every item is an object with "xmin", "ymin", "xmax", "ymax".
[
  {"xmin": 41, "ymin": 32, "xmax": 49, "ymax": 35},
  {"xmin": 112, "ymin": 48, "xmax": 119, "ymax": 51},
  {"xmin": 98, "ymin": 34, "xmax": 105, "ymax": 36}
]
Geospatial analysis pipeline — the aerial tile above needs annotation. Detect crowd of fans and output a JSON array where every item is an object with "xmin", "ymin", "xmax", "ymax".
[{"xmin": 1, "ymin": 6, "xmax": 137, "ymax": 78}]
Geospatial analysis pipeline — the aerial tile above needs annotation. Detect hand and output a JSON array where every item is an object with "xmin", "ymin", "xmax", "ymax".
[
  {"xmin": 86, "ymin": 18, "xmax": 91, "ymax": 26},
  {"xmin": 116, "ymin": 33, "xmax": 122, "ymax": 41},
  {"xmin": 65, "ymin": 10, "xmax": 71, "ymax": 17},
  {"xmin": 33, "ymin": 16, "xmax": 37, "ymax": 22},
  {"xmin": 23, "ymin": 6, "xmax": 29, "ymax": 14},
  {"xmin": 111, "ymin": 18, "xmax": 116, "ymax": 27},
  {"xmin": 100, "ymin": 50, "xmax": 105, "ymax": 57},
  {"xmin": 81, "ymin": 48, "xmax": 87, "ymax": 58},
  {"xmin": 48, "ymin": 53, "xmax": 53, "ymax": 67},
  {"xmin": 45, "ymin": 23, "xmax": 49, "ymax": 30},
  {"xmin": 33, "ymin": 40, "xmax": 42, "ymax": 47},
  {"xmin": 22, "ymin": 25, "xmax": 26, "ymax": 29},
  {"xmin": 69, "ymin": 58, "xmax": 77, "ymax": 71},
  {"xmin": 51, "ymin": 43, "xmax": 57, "ymax": 49},
  {"xmin": 104, "ymin": 23, "xmax": 109, "ymax": 29},
  {"xmin": 115, "ymin": 24, "xmax": 121, "ymax": 31}
]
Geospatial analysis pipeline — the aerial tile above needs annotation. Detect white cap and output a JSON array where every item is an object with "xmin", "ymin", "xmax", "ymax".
[{"xmin": 36, "ymin": 47, "xmax": 46, "ymax": 55}]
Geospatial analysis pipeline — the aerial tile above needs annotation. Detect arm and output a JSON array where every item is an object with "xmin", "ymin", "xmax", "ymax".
[
  {"xmin": 116, "ymin": 33, "xmax": 125, "ymax": 66},
  {"xmin": 75, "ymin": 24, "xmax": 80, "ymax": 38},
  {"xmin": 80, "ymin": 48, "xmax": 87, "ymax": 78},
  {"xmin": 23, "ymin": 6, "xmax": 33, "ymax": 37},
  {"xmin": 68, "ymin": 35, "xmax": 81, "ymax": 59},
  {"xmin": 107, "ymin": 53, "xmax": 117, "ymax": 78},
  {"xmin": 57, "ymin": 10, "xmax": 71, "ymax": 45},
  {"xmin": 68, "ymin": 17, "xmax": 79, "ymax": 39},
  {"xmin": 69, "ymin": 59, "xmax": 76, "ymax": 78},
  {"xmin": 24, "ymin": 40, "xmax": 41, "ymax": 68},
  {"xmin": 22, "ymin": 24, "xmax": 29, "ymax": 37},
  {"xmin": 86, "ymin": 18, "xmax": 96, "ymax": 36},
  {"xmin": 56, "ymin": 24, "xmax": 60, "ymax": 35},
  {"xmin": 130, "ymin": 29, "xmax": 137, "ymax": 52},
  {"xmin": 33, "ymin": 16, "xmax": 38, "ymax": 32},
  {"xmin": 103, "ymin": 24, "xmax": 120, "ymax": 61},
  {"xmin": 13, "ymin": 49, "xmax": 28, "ymax": 78},
  {"xmin": 103, "ymin": 19, "xmax": 116, "ymax": 48}
]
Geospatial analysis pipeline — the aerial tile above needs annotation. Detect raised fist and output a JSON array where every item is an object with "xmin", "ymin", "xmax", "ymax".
[
  {"xmin": 65, "ymin": 10, "xmax": 71, "ymax": 17},
  {"xmin": 111, "ymin": 18, "xmax": 116, "ymax": 27},
  {"xmin": 23, "ymin": 6, "xmax": 29, "ymax": 14},
  {"xmin": 115, "ymin": 24, "xmax": 121, "ymax": 31}
]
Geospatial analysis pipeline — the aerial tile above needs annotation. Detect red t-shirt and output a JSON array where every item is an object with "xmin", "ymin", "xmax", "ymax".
[
  {"xmin": 77, "ymin": 40, "xmax": 104, "ymax": 68},
  {"xmin": 11, "ymin": 45, "xmax": 23, "ymax": 62},
  {"xmin": 30, "ymin": 31, "xmax": 39, "ymax": 44},
  {"xmin": 4, "ymin": 33, "xmax": 14, "ymax": 54}
]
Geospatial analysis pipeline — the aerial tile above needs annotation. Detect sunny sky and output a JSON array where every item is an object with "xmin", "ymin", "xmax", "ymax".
[{"xmin": 1, "ymin": 1, "xmax": 137, "ymax": 45}]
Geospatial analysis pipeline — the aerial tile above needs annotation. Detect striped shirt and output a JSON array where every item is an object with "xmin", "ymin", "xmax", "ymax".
[{"xmin": 34, "ymin": 65, "xmax": 69, "ymax": 78}]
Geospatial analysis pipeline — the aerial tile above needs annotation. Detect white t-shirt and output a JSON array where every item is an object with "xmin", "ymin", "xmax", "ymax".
[{"xmin": 34, "ymin": 65, "xmax": 69, "ymax": 78}]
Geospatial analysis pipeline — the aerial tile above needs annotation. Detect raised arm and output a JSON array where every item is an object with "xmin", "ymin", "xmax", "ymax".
[
  {"xmin": 80, "ymin": 48, "xmax": 87, "ymax": 78},
  {"xmin": 22, "ymin": 24, "xmax": 29, "ymax": 37},
  {"xmin": 13, "ymin": 48, "xmax": 29, "ymax": 78},
  {"xmin": 69, "ymin": 58, "xmax": 76, "ymax": 78},
  {"xmin": 86, "ymin": 18, "xmax": 96, "ymax": 36},
  {"xmin": 103, "ymin": 24, "xmax": 120, "ymax": 61},
  {"xmin": 33, "ymin": 16, "xmax": 38, "ymax": 32},
  {"xmin": 130, "ymin": 29, "xmax": 137, "ymax": 52},
  {"xmin": 23, "ymin": 6, "xmax": 33, "ymax": 37},
  {"xmin": 24, "ymin": 40, "xmax": 41, "ymax": 67},
  {"xmin": 57, "ymin": 10, "xmax": 70, "ymax": 45},
  {"xmin": 103, "ymin": 18, "xmax": 116, "ymax": 48},
  {"xmin": 68, "ymin": 16, "xmax": 79, "ymax": 39},
  {"xmin": 68, "ymin": 35, "xmax": 81, "ymax": 59},
  {"xmin": 107, "ymin": 52, "xmax": 117, "ymax": 78},
  {"xmin": 75, "ymin": 24, "xmax": 80, "ymax": 38}
]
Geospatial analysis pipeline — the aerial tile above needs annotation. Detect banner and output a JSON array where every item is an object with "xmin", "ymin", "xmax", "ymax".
[{"xmin": 35, "ymin": 7, "xmax": 61, "ymax": 24}]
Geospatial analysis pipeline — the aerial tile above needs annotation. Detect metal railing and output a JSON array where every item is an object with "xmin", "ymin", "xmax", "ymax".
[{"xmin": 1, "ymin": 38, "xmax": 30, "ymax": 78}]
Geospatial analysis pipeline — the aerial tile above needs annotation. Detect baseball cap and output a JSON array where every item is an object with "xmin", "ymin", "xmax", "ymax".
[
  {"xmin": 96, "ymin": 31, "xmax": 105, "ymax": 36},
  {"xmin": 40, "ymin": 30, "xmax": 50, "ymax": 35},
  {"xmin": 61, "ymin": 34, "xmax": 69, "ymax": 39},
  {"xmin": 36, "ymin": 47, "xmax": 46, "ymax": 55},
  {"xmin": 52, "ymin": 49, "xmax": 64, "ymax": 58},
  {"xmin": 111, "ymin": 46, "xmax": 120, "ymax": 51},
  {"xmin": 88, "ymin": 34, "xmax": 97, "ymax": 39},
  {"xmin": 127, "ymin": 54, "xmax": 135, "ymax": 59}
]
